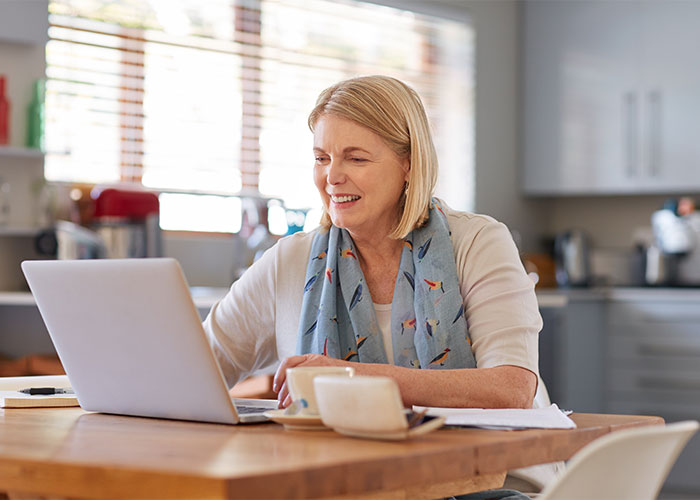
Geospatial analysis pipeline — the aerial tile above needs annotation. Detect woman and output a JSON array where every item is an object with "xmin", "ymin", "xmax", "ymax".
[{"xmin": 204, "ymin": 75, "xmax": 541, "ymax": 412}]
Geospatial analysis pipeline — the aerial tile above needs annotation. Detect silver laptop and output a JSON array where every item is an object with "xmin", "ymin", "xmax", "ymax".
[{"xmin": 21, "ymin": 258, "xmax": 277, "ymax": 424}]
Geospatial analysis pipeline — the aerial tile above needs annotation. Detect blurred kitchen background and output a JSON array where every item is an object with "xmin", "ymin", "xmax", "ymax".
[{"xmin": 2, "ymin": 0, "xmax": 700, "ymax": 497}]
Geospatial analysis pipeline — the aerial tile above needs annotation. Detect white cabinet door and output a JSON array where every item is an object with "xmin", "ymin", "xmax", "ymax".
[
  {"xmin": 522, "ymin": 0, "xmax": 700, "ymax": 195},
  {"xmin": 0, "ymin": 0, "xmax": 49, "ymax": 45},
  {"xmin": 522, "ymin": 1, "xmax": 641, "ymax": 194},
  {"xmin": 637, "ymin": 1, "xmax": 700, "ymax": 191}
]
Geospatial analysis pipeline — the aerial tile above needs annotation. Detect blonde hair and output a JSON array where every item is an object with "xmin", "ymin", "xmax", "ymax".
[{"xmin": 308, "ymin": 75, "xmax": 438, "ymax": 239}]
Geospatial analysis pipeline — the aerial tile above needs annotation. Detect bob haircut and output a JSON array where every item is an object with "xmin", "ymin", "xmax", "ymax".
[{"xmin": 307, "ymin": 75, "xmax": 438, "ymax": 240}]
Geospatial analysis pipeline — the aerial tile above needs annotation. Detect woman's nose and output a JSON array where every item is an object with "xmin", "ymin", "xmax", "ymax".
[{"xmin": 326, "ymin": 158, "xmax": 345, "ymax": 185}]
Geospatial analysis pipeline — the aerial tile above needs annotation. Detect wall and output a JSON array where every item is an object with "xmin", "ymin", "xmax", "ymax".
[
  {"xmin": 546, "ymin": 195, "xmax": 675, "ymax": 249},
  {"xmin": 467, "ymin": 0, "xmax": 548, "ymax": 252},
  {"xmin": 163, "ymin": 233, "xmax": 241, "ymax": 288}
]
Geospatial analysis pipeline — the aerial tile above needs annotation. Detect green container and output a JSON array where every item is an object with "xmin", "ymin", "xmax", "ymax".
[{"xmin": 26, "ymin": 79, "xmax": 45, "ymax": 150}]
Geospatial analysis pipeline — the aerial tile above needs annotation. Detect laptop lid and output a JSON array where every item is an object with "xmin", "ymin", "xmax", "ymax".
[{"xmin": 22, "ymin": 258, "xmax": 269, "ymax": 424}]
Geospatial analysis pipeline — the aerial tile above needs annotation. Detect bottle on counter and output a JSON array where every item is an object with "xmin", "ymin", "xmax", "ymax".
[
  {"xmin": 26, "ymin": 79, "xmax": 45, "ymax": 150},
  {"xmin": 0, "ymin": 75, "xmax": 9, "ymax": 146}
]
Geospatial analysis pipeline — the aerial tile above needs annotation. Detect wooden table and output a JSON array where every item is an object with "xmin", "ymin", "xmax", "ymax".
[{"xmin": 0, "ymin": 408, "xmax": 663, "ymax": 499}]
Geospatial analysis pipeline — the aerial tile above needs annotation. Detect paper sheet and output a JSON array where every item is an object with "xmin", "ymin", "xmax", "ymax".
[{"xmin": 412, "ymin": 403, "xmax": 576, "ymax": 430}]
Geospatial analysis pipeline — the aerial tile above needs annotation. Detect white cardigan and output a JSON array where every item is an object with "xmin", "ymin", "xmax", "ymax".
[
  {"xmin": 203, "ymin": 202, "xmax": 542, "ymax": 389},
  {"xmin": 203, "ymin": 203, "xmax": 560, "ymax": 489}
]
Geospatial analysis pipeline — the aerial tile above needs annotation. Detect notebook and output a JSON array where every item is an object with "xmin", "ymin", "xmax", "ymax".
[
  {"xmin": 21, "ymin": 258, "xmax": 277, "ymax": 424},
  {"xmin": 0, "ymin": 390, "xmax": 79, "ymax": 408}
]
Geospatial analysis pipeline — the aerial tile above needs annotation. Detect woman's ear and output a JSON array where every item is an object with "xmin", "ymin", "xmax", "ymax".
[{"xmin": 402, "ymin": 157, "xmax": 410, "ymax": 180}]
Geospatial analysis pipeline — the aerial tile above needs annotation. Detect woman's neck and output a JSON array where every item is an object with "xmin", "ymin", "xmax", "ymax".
[
  {"xmin": 350, "ymin": 233, "xmax": 405, "ymax": 305},
  {"xmin": 351, "ymin": 233, "xmax": 404, "ymax": 265}
]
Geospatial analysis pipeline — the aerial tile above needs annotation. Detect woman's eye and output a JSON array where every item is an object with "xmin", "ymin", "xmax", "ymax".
[
  {"xmin": 314, "ymin": 156, "xmax": 328, "ymax": 163},
  {"xmin": 350, "ymin": 157, "xmax": 367, "ymax": 163}
]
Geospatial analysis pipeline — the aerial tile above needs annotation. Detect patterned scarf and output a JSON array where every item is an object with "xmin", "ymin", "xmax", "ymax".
[{"xmin": 296, "ymin": 199, "xmax": 476, "ymax": 370}]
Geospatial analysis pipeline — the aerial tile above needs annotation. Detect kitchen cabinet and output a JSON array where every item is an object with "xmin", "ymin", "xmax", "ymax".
[
  {"xmin": 605, "ymin": 292, "xmax": 700, "ymax": 494},
  {"xmin": 522, "ymin": 0, "xmax": 700, "ymax": 195},
  {"xmin": 0, "ymin": 303, "xmax": 56, "ymax": 360},
  {"xmin": 639, "ymin": 1, "xmax": 700, "ymax": 191},
  {"xmin": 540, "ymin": 288, "xmax": 700, "ymax": 495},
  {"xmin": 0, "ymin": 0, "xmax": 49, "ymax": 45},
  {"xmin": 538, "ymin": 290, "xmax": 607, "ymax": 413}
]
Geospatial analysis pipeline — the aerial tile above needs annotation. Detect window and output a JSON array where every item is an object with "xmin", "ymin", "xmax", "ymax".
[{"xmin": 45, "ymin": 0, "xmax": 474, "ymax": 233}]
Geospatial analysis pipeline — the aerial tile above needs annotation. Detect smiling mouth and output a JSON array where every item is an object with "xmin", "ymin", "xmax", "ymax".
[{"xmin": 330, "ymin": 195, "xmax": 361, "ymax": 203}]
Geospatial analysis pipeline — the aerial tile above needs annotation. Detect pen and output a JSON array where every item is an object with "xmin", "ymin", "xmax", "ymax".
[{"xmin": 18, "ymin": 387, "xmax": 74, "ymax": 395}]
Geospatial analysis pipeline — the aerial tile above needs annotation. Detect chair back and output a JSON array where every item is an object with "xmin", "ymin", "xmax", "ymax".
[{"xmin": 539, "ymin": 420, "xmax": 699, "ymax": 500}]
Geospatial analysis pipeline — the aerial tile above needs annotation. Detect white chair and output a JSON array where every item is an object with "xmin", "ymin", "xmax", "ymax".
[{"xmin": 538, "ymin": 420, "xmax": 699, "ymax": 500}]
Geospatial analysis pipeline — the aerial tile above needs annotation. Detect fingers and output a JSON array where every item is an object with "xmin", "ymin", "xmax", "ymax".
[
  {"xmin": 273, "ymin": 354, "xmax": 348, "ymax": 408},
  {"xmin": 273, "ymin": 355, "xmax": 309, "ymax": 394},
  {"xmin": 272, "ymin": 364, "xmax": 286, "ymax": 395},
  {"xmin": 274, "ymin": 354, "xmax": 332, "ymax": 408},
  {"xmin": 277, "ymin": 381, "xmax": 291, "ymax": 409}
]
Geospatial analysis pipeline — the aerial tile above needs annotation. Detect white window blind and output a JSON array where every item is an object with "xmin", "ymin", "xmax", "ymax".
[
  {"xmin": 46, "ymin": 0, "xmax": 242, "ymax": 192},
  {"xmin": 45, "ymin": 0, "xmax": 474, "ymax": 232}
]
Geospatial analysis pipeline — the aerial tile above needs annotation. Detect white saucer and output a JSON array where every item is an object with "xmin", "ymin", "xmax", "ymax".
[{"xmin": 264, "ymin": 409, "xmax": 327, "ymax": 430}]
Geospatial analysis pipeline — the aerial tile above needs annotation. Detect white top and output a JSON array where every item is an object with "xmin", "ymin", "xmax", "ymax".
[
  {"xmin": 203, "ymin": 202, "xmax": 542, "ymax": 388},
  {"xmin": 373, "ymin": 302, "xmax": 394, "ymax": 364}
]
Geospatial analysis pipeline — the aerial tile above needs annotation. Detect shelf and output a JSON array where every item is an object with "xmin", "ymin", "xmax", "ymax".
[
  {"xmin": 0, "ymin": 227, "xmax": 41, "ymax": 237},
  {"xmin": 0, "ymin": 146, "xmax": 44, "ymax": 160},
  {"xmin": 0, "ymin": 292, "xmax": 35, "ymax": 306}
]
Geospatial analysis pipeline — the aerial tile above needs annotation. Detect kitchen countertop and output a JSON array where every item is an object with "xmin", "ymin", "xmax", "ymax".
[
  {"xmin": 188, "ymin": 286, "xmax": 229, "ymax": 309},
  {"xmin": 4, "ymin": 286, "xmax": 700, "ymax": 308},
  {"xmin": 0, "ymin": 292, "xmax": 37, "ymax": 306},
  {"xmin": 534, "ymin": 291, "xmax": 569, "ymax": 308},
  {"xmin": 5, "ymin": 288, "xmax": 571, "ymax": 309},
  {"xmin": 537, "ymin": 286, "xmax": 700, "ymax": 302},
  {"xmin": 0, "ymin": 287, "xmax": 230, "ymax": 309},
  {"xmin": 606, "ymin": 286, "xmax": 700, "ymax": 301}
]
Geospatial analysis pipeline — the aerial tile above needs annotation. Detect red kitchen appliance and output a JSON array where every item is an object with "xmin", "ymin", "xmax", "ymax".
[{"xmin": 91, "ymin": 187, "xmax": 161, "ymax": 258}]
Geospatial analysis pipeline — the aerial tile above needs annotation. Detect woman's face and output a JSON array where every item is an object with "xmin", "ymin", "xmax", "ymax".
[{"xmin": 313, "ymin": 114, "xmax": 409, "ymax": 240}]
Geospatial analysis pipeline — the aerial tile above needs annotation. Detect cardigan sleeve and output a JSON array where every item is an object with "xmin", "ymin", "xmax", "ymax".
[
  {"xmin": 202, "ymin": 243, "xmax": 280, "ymax": 388},
  {"xmin": 202, "ymin": 230, "xmax": 314, "ymax": 387},
  {"xmin": 449, "ymin": 211, "xmax": 542, "ymax": 375}
]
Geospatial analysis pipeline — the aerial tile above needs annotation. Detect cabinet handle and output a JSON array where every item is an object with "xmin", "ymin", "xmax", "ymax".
[
  {"xmin": 648, "ymin": 90, "xmax": 662, "ymax": 177},
  {"xmin": 624, "ymin": 91, "xmax": 638, "ymax": 177},
  {"xmin": 638, "ymin": 343, "xmax": 700, "ymax": 357}
]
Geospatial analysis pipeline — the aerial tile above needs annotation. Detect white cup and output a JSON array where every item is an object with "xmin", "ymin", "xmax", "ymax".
[{"xmin": 286, "ymin": 366, "xmax": 354, "ymax": 415}]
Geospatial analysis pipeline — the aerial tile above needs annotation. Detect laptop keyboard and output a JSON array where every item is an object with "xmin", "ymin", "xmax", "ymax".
[{"xmin": 236, "ymin": 405, "xmax": 272, "ymax": 415}]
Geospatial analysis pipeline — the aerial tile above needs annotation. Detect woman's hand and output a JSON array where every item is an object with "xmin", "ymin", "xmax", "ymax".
[{"xmin": 273, "ymin": 354, "xmax": 352, "ymax": 408}]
